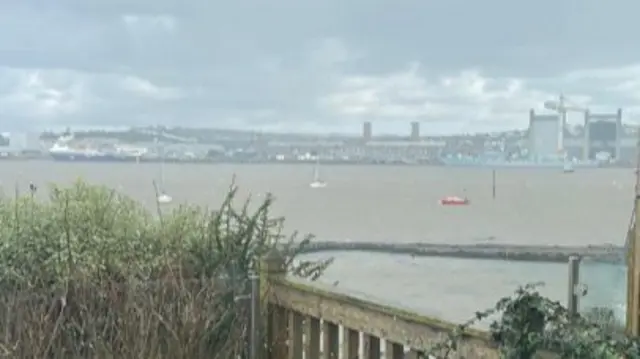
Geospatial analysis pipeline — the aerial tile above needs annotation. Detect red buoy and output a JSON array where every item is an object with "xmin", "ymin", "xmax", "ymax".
[{"xmin": 439, "ymin": 196, "xmax": 470, "ymax": 206}]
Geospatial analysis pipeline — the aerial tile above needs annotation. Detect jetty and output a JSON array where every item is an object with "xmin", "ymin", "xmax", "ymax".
[{"xmin": 290, "ymin": 240, "xmax": 625, "ymax": 264}]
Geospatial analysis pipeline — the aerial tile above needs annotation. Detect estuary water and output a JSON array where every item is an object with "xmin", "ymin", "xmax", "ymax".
[{"xmin": 0, "ymin": 161, "xmax": 632, "ymax": 323}]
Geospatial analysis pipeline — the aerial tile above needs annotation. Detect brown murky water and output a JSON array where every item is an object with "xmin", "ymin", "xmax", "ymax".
[{"xmin": 1, "ymin": 161, "xmax": 632, "ymax": 245}]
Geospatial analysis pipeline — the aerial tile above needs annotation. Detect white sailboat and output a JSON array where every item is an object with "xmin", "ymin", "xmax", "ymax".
[
  {"xmin": 309, "ymin": 157, "xmax": 327, "ymax": 188},
  {"xmin": 156, "ymin": 141, "xmax": 173, "ymax": 204},
  {"xmin": 563, "ymin": 161, "xmax": 574, "ymax": 173},
  {"xmin": 563, "ymin": 154, "xmax": 574, "ymax": 174}
]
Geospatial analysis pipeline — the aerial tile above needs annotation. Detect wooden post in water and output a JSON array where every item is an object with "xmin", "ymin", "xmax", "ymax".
[
  {"xmin": 626, "ymin": 132, "xmax": 640, "ymax": 336},
  {"xmin": 492, "ymin": 169, "xmax": 496, "ymax": 199}
]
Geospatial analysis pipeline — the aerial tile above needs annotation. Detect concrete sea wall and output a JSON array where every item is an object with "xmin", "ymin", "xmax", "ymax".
[{"xmin": 290, "ymin": 241, "xmax": 625, "ymax": 264}]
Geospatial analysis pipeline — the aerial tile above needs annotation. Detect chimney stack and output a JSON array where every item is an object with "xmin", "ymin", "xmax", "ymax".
[
  {"xmin": 362, "ymin": 121, "xmax": 372, "ymax": 141},
  {"xmin": 410, "ymin": 122, "xmax": 420, "ymax": 141}
]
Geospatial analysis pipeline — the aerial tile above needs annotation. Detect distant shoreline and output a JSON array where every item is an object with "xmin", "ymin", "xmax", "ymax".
[
  {"xmin": 0, "ymin": 157, "xmax": 635, "ymax": 169},
  {"xmin": 0, "ymin": 157, "xmax": 440, "ymax": 166}
]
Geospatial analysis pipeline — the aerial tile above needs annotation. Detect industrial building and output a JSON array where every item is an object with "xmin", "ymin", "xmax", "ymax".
[
  {"xmin": 527, "ymin": 108, "xmax": 634, "ymax": 162},
  {"xmin": 582, "ymin": 109, "xmax": 624, "ymax": 161},
  {"xmin": 527, "ymin": 111, "xmax": 561, "ymax": 160},
  {"xmin": 0, "ymin": 132, "xmax": 42, "ymax": 156}
]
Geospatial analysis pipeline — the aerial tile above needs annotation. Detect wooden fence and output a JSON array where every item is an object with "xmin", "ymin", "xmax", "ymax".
[{"xmin": 260, "ymin": 249, "xmax": 501, "ymax": 359}]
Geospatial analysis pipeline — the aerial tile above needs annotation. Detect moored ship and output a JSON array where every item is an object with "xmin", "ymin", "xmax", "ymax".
[{"xmin": 48, "ymin": 135, "xmax": 147, "ymax": 162}]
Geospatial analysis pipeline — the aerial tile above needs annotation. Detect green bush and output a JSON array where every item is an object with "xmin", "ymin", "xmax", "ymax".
[
  {"xmin": 0, "ymin": 179, "xmax": 331, "ymax": 358},
  {"xmin": 582, "ymin": 306, "xmax": 625, "ymax": 333},
  {"xmin": 433, "ymin": 283, "xmax": 640, "ymax": 358}
]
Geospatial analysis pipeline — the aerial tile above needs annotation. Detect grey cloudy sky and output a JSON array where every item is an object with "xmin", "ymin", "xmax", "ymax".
[{"xmin": 0, "ymin": 0, "xmax": 639, "ymax": 134}]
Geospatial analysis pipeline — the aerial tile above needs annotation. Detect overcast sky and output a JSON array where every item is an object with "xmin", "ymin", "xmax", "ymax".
[{"xmin": 0, "ymin": 0, "xmax": 639, "ymax": 134}]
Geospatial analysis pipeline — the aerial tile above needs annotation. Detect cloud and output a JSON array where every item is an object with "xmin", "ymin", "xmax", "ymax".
[
  {"xmin": 0, "ymin": 1, "xmax": 639, "ymax": 134},
  {"xmin": 0, "ymin": 69, "xmax": 86, "ymax": 120},
  {"xmin": 4, "ymin": 47, "xmax": 640, "ymax": 135},
  {"xmin": 0, "ymin": 67, "xmax": 188, "ymax": 129},
  {"xmin": 119, "ymin": 76, "xmax": 184, "ymax": 100},
  {"xmin": 319, "ymin": 62, "xmax": 640, "ymax": 134},
  {"xmin": 121, "ymin": 14, "xmax": 177, "ymax": 33}
]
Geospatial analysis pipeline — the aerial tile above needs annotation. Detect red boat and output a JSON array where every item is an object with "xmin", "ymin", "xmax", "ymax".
[{"xmin": 439, "ymin": 196, "xmax": 470, "ymax": 206}]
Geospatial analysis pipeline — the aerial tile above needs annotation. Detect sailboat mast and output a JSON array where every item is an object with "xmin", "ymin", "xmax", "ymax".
[
  {"xmin": 160, "ymin": 160, "xmax": 165, "ymax": 186},
  {"xmin": 160, "ymin": 145, "xmax": 166, "ymax": 187},
  {"xmin": 313, "ymin": 156, "xmax": 320, "ymax": 181},
  {"xmin": 557, "ymin": 94, "xmax": 566, "ymax": 156},
  {"xmin": 154, "ymin": 136, "xmax": 165, "ymax": 190}
]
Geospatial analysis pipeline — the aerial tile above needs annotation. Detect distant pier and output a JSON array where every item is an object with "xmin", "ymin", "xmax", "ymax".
[{"xmin": 291, "ymin": 241, "xmax": 625, "ymax": 264}]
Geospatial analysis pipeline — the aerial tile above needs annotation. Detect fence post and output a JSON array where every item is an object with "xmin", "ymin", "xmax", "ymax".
[
  {"xmin": 567, "ymin": 255, "xmax": 582, "ymax": 317},
  {"xmin": 249, "ymin": 273, "xmax": 260, "ymax": 359},
  {"xmin": 261, "ymin": 249, "xmax": 287, "ymax": 359},
  {"xmin": 235, "ymin": 273, "xmax": 261, "ymax": 359}
]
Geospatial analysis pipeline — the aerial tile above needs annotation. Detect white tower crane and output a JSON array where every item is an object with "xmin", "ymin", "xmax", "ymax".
[{"xmin": 543, "ymin": 94, "xmax": 588, "ymax": 157}]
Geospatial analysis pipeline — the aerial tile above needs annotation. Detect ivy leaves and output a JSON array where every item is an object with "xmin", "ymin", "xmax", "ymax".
[{"xmin": 429, "ymin": 283, "xmax": 640, "ymax": 358}]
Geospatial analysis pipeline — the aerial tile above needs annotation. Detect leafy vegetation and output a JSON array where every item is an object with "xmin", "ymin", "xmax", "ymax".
[
  {"xmin": 2, "ymin": 179, "xmax": 638, "ymax": 358},
  {"xmin": 0, "ymin": 180, "xmax": 331, "ymax": 358},
  {"xmin": 431, "ymin": 283, "xmax": 640, "ymax": 358}
]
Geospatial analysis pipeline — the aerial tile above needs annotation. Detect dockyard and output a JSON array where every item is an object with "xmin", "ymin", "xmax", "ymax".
[{"xmin": 0, "ymin": 113, "xmax": 637, "ymax": 166}]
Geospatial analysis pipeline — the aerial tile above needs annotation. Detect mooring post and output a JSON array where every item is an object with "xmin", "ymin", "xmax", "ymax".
[
  {"xmin": 492, "ymin": 169, "xmax": 496, "ymax": 199},
  {"xmin": 567, "ymin": 255, "xmax": 581, "ymax": 317}
]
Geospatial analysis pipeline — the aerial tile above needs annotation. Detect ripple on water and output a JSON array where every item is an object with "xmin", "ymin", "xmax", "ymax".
[{"xmin": 301, "ymin": 252, "xmax": 626, "ymax": 327}]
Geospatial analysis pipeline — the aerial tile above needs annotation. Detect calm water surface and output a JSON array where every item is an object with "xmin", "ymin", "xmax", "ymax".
[
  {"xmin": 0, "ymin": 162, "xmax": 632, "ymax": 321},
  {"xmin": 303, "ymin": 252, "xmax": 626, "ymax": 326}
]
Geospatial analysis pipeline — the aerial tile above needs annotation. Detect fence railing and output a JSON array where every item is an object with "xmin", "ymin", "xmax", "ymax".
[{"xmin": 260, "ymin": 249, "xmax": 500, "ymax": 359}]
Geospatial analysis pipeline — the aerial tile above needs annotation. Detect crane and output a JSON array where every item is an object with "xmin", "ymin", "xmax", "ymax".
[{"xmin": 543, "ymin": 94, "xmax": 587, "ymax": 156}]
